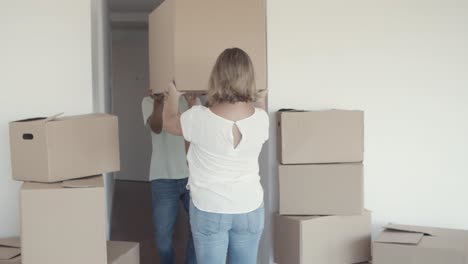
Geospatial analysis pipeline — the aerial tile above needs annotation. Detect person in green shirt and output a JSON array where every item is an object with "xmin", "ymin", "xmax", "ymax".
[{"xmin": 141, "ymin": 92, "xmax": 198, "ymax": 264}]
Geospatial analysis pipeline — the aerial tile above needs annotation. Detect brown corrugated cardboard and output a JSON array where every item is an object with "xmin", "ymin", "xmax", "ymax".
[
  {"xmin": 373, "ymin": 224, "xmax": 468, "ymax": 264},
  {"xmin": 148, "ymin": 0, "xmax": 266, "ymax": 92},
  {"xmin": 110, "ymin": 180, "xmax": 189, "ymax": 264},
  {"xmin": 148, "ymin": 0, "xmax": 174, "ymax": 93},
  {"xmin": 9, "ymin": 113, "xmax": 120, "ymax": 182},
  {"xmin": 278, "ymin": 110, "xmax": 364, "ymax": 164},
  {"xmin": 0, "ymin": 237, "xmax": 20, "ymax": 264},
  {"xmin": 279, "ymin": 163, "xmax": 364, "ymax": 215},
  {"xmin": 274, "ymin": 211, "xmax": 372, "ymax": 264},
  {"xmin": 108, "ymin": 241, "xmax": 140, "ymax": 264},
  {"xmin": 20, "ymin": 176, "xmax": 107, "ymax": 264}
]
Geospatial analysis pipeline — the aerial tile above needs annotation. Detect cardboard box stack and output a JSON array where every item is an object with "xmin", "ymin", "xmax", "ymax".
[
  {"xmin": 275, "ymin": 109, "xmax": 372, "ymax": 264},
  {"xmin": 148, "ymin": 0, "xmax": 266, "ymax": 93},
  {"xmin": 8, "ymin": 113, "xmax": 139, "ymax": 264}
]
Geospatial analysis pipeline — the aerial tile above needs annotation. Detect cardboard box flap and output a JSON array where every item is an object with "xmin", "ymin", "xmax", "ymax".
[
  {"xmin": 0, "ymin": 248, "xmax": 21, "ymax": 261},
  {"xmin": 11, "ymin": 113, "xmax": 63, "ymax": 123},
  {"xmin": 44, "ymin": 113, "xmax": 64, "ymax": 122},
  {"xmin": 12, "ymin": 113, "xmax": 114, "ymax": 124},
  {"xmin": 62, "ymin": 176, "xmax": 103, "ymax": 188},
  {"xmin": 107, "ymin": 241, "xmax": 139, "ymax": 263},
  {"xmin": 0, "ymin": 238, "xmax": 20, "ymax": 249},
  {"xmin": 278, "ymin": 108, "xmax": 306, "ymax": 112},
  {"xmin": 375, "ymin": 230, "xmax": 424, "ymax": 245},
  {"xmin": 10, "ymin": 117, "xmax": 47, "ymax": 123},
  {"xmin": 53, "ymin": 113, "xmax": 113, "ymax": 122},
  {"xmin": 385, "ymin": 224, "xmax": 436, "ymax": 236}
]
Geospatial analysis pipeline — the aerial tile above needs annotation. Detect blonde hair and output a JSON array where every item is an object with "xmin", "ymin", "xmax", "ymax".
[{"xmin": 206, "ymin": 48, "xmax": 256, "ymax": 106}]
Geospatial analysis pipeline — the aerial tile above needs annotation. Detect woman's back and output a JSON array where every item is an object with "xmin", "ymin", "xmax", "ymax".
[{"xmin": 180, "ymin": 104, "xmax": 269, "ymax": 213}]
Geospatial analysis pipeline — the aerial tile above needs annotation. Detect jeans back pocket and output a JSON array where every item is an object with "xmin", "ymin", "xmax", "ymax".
[{"xmin": 190, "ymin": 202, "xmax": 222, "ymax": 236}]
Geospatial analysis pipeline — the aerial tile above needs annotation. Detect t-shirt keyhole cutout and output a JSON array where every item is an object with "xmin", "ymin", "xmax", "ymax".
[{"xmin": 232, "ymin": 123, "xmax": 243, "ymax": 149}]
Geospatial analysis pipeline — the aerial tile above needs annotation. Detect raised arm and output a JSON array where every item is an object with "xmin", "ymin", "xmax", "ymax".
[
  {"xmin": 147, "ymin": 94, "xmax": 165, "ymax": 134},
  {"xmin": 163, "ymin": 82, "xmax": 184, "ymax": 136}
]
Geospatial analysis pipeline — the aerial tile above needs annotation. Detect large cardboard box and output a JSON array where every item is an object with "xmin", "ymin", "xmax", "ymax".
[
  {"xmin": 20, "ymin": 176, "xmax": 107, "ymax": 264},
  {"xmin": 0, "ymin": 238, "xmax": 20, "ymax": 264},
  {"xmin": 108, "ymin": 241, "xmax": 140, "ymax": 264},
  {"xmin": 279, "ymin": 163, "xmax": 364, "ymax": 215},
  {"xmin": 9, "ymin": 113, "xmax": 120, "ymax": 182},
  {"xmin": 148, "ymin": 0, "xmax": 266, "ymax": 92},
  {"xmin": 374, "ymin": 224, "xmax": 468, "ymax": 264},
  {"xmin": 278, "ymin": 110, "xmax": 364, "ymax": 164},
  {"xmin": 274, "ymin": 211, "xmax": 372, "ymax": 264}
]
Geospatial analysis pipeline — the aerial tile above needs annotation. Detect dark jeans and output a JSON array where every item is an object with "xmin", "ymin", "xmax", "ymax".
[{"xmin": 151, "ymin": 178, "xmax": 196, "ymax": 264}]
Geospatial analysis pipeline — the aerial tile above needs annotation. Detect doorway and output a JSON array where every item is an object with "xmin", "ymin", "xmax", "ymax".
[
  {"xmin": 108, "ymin": 3, "xmax": 190, "ymax": 264},
  {"xmin": 106, "ymin": 1, "xmax": 271, "ymax": 264}
]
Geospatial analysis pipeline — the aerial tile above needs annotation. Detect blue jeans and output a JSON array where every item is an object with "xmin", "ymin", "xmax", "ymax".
[
  {"xmin": 189, "ymin": 201, "xmax": 264, "ymax": 264},
  {"xmin": 151, "ymin": 179, "xmax": 196, "ymax": 264}
]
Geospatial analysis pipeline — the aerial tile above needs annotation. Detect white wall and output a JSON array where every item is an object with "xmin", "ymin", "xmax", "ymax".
[
  {"xmin": 266, "ymin": 0, "xmax": 468, "ymax": 263},
  {"xmin": 0, "ymin": 0, "xmax": 104, "ymax": 237}
]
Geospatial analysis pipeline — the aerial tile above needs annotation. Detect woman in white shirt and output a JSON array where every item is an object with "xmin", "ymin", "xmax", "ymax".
[{"xmin": 163, "ymin": 48, "xmax": 269, "ymax": 264}]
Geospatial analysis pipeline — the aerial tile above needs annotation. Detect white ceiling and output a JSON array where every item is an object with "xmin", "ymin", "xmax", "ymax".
[{"xmin": 109, "ymin": 0, "xmax": 163, "ymax": 13}]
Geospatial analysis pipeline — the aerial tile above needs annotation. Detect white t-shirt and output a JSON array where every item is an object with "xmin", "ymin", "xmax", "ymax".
[
  {"xmin": 180, "ymin": 105, "xmax": 269, "ymax": 214},
  {"xmin": 142, "ymin": 96, "xmax": 189, "ymax": 180}
]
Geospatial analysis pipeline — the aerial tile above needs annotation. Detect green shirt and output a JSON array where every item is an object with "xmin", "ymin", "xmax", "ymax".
[{"xmin": 141, "ymin": 96, "xmax": 189, "ymax": 180}]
